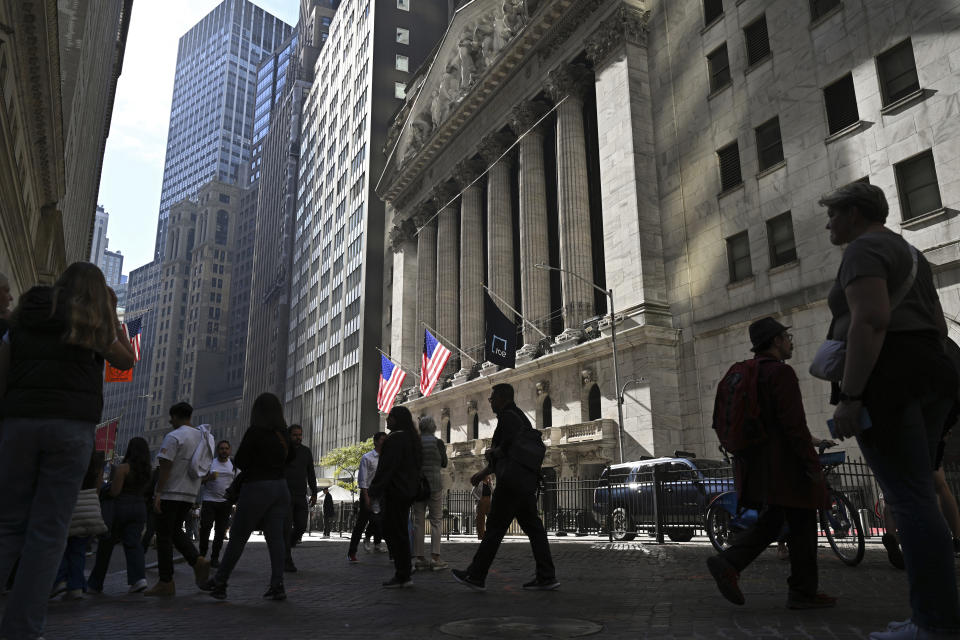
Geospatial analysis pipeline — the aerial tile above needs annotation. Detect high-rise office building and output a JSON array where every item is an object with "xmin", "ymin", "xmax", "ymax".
[
  {"xmin": 286, "ymin": 0, "xmax": 447, "ymax": 459},
  {"xmin": 153, "ymin": 0, "xmax": 293, "ymax": 259},
  {"xmin": 90, "ymin": 205, "xmax": 109, "ymax": 267},
  {"xmin": 102, "ymin": 249, "xmax": 124, "ymax": 287}
]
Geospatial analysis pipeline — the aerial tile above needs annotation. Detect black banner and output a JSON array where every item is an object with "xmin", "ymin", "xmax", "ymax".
[{"xmin": 484, "ymin": 290, "xmax": 517, "ymax": 369}]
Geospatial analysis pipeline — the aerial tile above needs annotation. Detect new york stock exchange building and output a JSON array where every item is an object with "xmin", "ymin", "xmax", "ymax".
[{"xmin": 374, "ymin": 0, "xmax": 960, "ymax": 488}]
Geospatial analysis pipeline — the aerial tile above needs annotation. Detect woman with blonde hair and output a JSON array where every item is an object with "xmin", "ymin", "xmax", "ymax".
[
  {"xmin": 0, "ymin": 262, "xmax": 134, "ymax": 639},
  {"xmin": 413, "ymin": 415, "xmax": 448, "ymax": 571}
]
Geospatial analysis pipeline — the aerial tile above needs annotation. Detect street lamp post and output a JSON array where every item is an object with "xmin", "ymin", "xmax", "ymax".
[{"xmin": 535, "ymin": 263, "xmax": 625, "ymax": 464}]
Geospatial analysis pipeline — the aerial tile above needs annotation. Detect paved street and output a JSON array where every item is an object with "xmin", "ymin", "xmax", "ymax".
[{"xmin": 10, "ymin": 533, "xmax": 944, "ymax": 639}]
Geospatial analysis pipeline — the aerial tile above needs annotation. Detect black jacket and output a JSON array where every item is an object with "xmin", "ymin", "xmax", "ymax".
[
  {"xmin": 490, "ymin": 402, "xmax": 532, "ymax": 479},
  {"xmin": 323, "ymin": 492, "xmax": 334, "ymax": 517},
  {"xmin": 235, "ymin": 426, "xmax": 295, "ymax": 483},
  {"xmin": 369, "ymin": 428, "xmax": 422, "ymax": 501},
  {"xmin": 3, "ymin": 287, "xmax": 105, "ymax": 423},
  {"xmin": 285, "ymin": 443, "xmax": 318, "ymax": 497}
]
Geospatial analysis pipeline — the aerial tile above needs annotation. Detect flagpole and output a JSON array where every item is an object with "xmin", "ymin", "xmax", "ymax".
[
  {"xmin": 482, "ymin": 284, "xmax": 549, "ymax": 340},
  {"xmin": 376, "ymin": 346, "xmax": 421, "ymax": 380},
  {"xmin": 421, "ymin": 322, "xmax": 478, "ymax": 364}
]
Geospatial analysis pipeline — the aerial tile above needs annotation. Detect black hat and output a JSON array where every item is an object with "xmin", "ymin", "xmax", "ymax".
[{"xmin": 749, "ymin": 317, "xmax": 789, "ymax": 352}]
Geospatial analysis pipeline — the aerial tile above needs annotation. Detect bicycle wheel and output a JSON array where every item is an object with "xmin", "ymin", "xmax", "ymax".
[
  {"xmin": 705, "ymin": 501, "xmax": 733, "ymax": 552},
  {"xmin": 821, "ymin": 490, "xmax": 865, "ymax": 567}
]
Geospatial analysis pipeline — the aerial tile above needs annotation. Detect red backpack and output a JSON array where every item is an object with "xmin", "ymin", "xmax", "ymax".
[{"xmin": 712, "ymin": 359, "xmax": 767, "ymax": 454}]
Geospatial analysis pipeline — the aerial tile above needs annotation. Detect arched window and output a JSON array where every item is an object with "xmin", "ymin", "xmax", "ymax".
[
  {"xmin": 215, "ymin": 210, "xmax": 229, "ymax": 245},
  {"xmin": 542, "ymin": 396, "xmax": 552, "ymax": 428},
  {"xmin": 588, "ymin": 384, "xmax": 601, "ymax": 421},
  {"xmin": 472, "ymin": 414, "xmax": 479, "ymax": 440}
]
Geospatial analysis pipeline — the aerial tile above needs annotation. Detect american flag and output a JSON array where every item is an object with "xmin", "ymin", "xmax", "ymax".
[
  {"xmin": 377, "ymin": 355, "xmax": 406, "ymax": 413},
  {"xmin": 123, "ymin": 316, "xmax": 143, "ymax": 362},
  {"xmin": 420, "ymin": 329, "xmax": 451, "ymax": 397}
]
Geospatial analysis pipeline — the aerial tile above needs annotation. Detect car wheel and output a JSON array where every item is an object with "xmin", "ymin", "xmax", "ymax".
[
  {"xmin": 705, "ymin": 501, "xmax": 732, "ymax": 552},
  {"xmin": 667, "ymin": 528, "xmax": 694, "ymax": 543},
  {"xmin": 611, "ymin": 507, "xmax": 636, "ymax": 541}
]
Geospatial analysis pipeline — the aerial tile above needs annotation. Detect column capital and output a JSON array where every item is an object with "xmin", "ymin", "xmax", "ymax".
[
  {"xmin": 388, "ymin": 217, "xmax": 418, "ymax": 253},
  {"xmin": 545, "ymin": 63, "xmax": 593, "ymax": 103},
  {"xmin": 585, "ymin": 4, "xmax": 650, "ymax": 69},
  {"xmin": 452, "ymin": 157, "xmax": 485, "ymax": 188},
  {"xmin": 477, "ymin": 130, "xmax": 515, "ymax": 164},
  {"xmin": 412, "ymin": 203, "xmax": 436, "ymax": 228},
  {"xmin": 509, "ymin": 99, "xmax": 551, "ymax": 136},
  {"xmin": 431, "ymin": 180, "xmax": 460, "ymax": 208}
]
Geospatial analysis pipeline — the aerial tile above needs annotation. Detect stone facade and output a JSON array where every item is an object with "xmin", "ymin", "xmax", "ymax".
[{"xmin": 376, "ymin": 0, "xmax": 960, "ymax": 488}]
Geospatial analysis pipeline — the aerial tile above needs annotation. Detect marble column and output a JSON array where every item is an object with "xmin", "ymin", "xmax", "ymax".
[
  {"xmin": 479, "ymin": 131, "xmax": 516, "ymax": 320},
  {"xmin": 546, "ymin": 64, "xmax": 595, "ymax": 343},
  {"xmin": 415, "ymin": 206, "xmax": 437, "ymax": 363},
  {"xmin": 434, "ymin": 182, "xmax": 460, "ymax": 378},
  {"xmin": 509, "ymin": 99, "xmax": 552, "ymax": 359},
  {"xmin": 455, "ymin": 158, "xmax": 485, "ymax": 378},
  {"xmin": 388, "ymin": 215, "xmax": 419, "ymax": 390}
]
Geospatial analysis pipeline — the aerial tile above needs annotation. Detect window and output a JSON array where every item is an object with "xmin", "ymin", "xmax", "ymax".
[
  {"xmin": 542, "ymin": 397, "xmax": 552, "ymax": 429},
  {"xmin": 727, "ymin": 231, "xmax": 753, "ymax": 282},
  {"xmin": 755, "ymin": 117, "xmax": 784, "ymax": 171},
  {"xmin": 743, "ymin": 15, "xmax": 770, "ymax": 67},
  {"xmin": 766, "ymin": 212, "xmax": 797, "ymax": 267},
  {"xmin": 394, "ymin": 82, "xmax": 405, "ymax": 99},
  {"xmin": 396, "ymin": 27, "xmax": 409, "ymax": 44},
  {"xmin": 877, "ymin": 39, "xmax": 920, "ymax": 106},
  {"xmin": 397, "ymin": 0, "xmax": 409, "ymax": 9},
  {"xmin": 809, "ymin": 0, "xmax": 840, "ymax": 21},
  {"xmin": 707, "ymin": 44, "xmax": 731, "ymax": 92},
  {"xmin": 823, "ymin": 73, "xmax": 859, "ymax": 134},
  {"xmin": 717, "ymin": 142, "xmax": 742, "ymax": 192},
  {"xmin": 588, "ymin": 385, "xmax": 601, "ymax": 421},
  {"xmin": 395, "ymin": 54, "xmax": 408, "ymax": 72},
  {"xmin": 703, "ymin": 0, "xmax": 723, "ymax": 25},
  {"xmin": 895, "ymin": 150, "xmax": 942, "ymax": 220}
]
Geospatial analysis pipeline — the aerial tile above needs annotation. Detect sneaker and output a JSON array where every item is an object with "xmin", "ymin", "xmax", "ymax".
[
  {"xmin": 869, "ymin": 621, "xmax": 957, "ymax": 639},
  {"xmin": 63, "ymin": 589, "xmax": 83, "ymax": 601},
  {"xmin": 50, "ymin": 580, "xmax": 67, "ymax": 599},
  {"xmin": 128, "ymin": 578, "xmax": 148, "ymax": 594},
  {"xmin": 143, "ymin": 580, "xmax": 175, "ymax": 597},
  {"xmin": 451, "ymin": 568, "xmax": 485, "ymax": 592},
  {"xmin": 430, "ymin": 558, "xmax": 448, "ymax": 571},
  {"xmin": 523, "ymin": 577, "xmax": 560, "ymax": 591},
  {"xmin": 284, "ymin": 558, "xmax": 298, "ymax": 573},
  {"xmin": 414, "ymin": 558, "xmax": 431, "ymax": 571},
  {"xmin": 208, "ymin": 581, "xmax": 227, "ymax": 600},
  {"xmin": 362, "ymin": 540, "xmax": 371, "ymax": 553},
  {"xmin": 193, "ymin": 556, "xmax": 211, "ymax": 588},
  {"xmin": 706, "ymin": 556, "xmax": 745, "ymax": 605},
  {"xmin": 882, "ymin": 533, "xmax": 906, "ymax": 570},
  {"xmin": 382, "ymin": 576, "xmax": 413, "ymax": 588},
  {"xmin": 348, "ymin": 553, "xmax": 358, "ymax": 563},
  {"xmin": 263, "ymin": 584, "xmax": 286, "ymax": 601},
  {"xmin": 786, "ymin": 591, "xmax": 837, "ymax": 610}
]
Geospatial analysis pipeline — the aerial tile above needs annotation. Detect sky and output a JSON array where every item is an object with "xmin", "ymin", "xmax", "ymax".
[{"xmin": 96, "ymin": 0, "xmax": 300, "ymax": 277}]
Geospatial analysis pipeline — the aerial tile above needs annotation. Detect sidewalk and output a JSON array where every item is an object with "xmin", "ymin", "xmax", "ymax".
[{"xmin": 18, "ymin": 534, "xmax": 941, "ymax": 639}]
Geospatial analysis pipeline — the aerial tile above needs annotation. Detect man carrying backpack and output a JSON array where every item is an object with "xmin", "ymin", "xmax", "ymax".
[
  {"xmin": 452, "ymin": 383, "xmax": 558, "ymax": 592},
  {"xmin": 707, "ymin": 317, "xmax": 835, "ymax": 610}
]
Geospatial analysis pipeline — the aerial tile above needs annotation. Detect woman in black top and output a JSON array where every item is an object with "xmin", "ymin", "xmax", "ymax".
[
  {"xmin": 369, "ymin": 405, "xmax": 422, "ymax": 588},
  {"xmin": 820, "ymin": 183, "xmax": 960, "ymax": 637},
  {"xmin": 202, "ymin": 393, "xmax": 294, "ymax": 600},
  {"xmin": 87, "ymin": 437, "xmax": 152, "ymax": 593}
]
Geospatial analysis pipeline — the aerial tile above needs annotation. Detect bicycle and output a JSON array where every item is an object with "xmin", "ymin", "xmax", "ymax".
[{"xmin": 704, "ymin": 445, "xmax": 865, "ymax": 566}]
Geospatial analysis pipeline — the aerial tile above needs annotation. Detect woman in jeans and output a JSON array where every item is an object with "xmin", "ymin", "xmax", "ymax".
[
  {"xmin": 0, "ymin": 263, "xmax": 134, "ymax": 640},
  {"xmin": 87, "ymin": 437, "xmax": 152, "ymax": 593},
  {"xmin": 201, "ymin": 393, "xmax": 293, "ymax": 600},
  {"xmin": 821, "ymin": 182, "xmax": 960, "ymax": 640},
  {"xmin": 412, "ymin": 415, "xmax": 448, "ymax": 571}
]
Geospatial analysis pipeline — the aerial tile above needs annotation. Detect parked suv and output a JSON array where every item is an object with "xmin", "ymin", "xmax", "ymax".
[{"xmin": 593, "ymin": 456, "xmax": 733, "ymax": 541}]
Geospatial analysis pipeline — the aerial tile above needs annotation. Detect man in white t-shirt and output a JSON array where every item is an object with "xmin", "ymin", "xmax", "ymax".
[
  {"xmin": 347, "ymin": 432, "xmax": 387, "ymax": 562},
  {"xmin": 144, "ymin": 402, "xmax": 211, "ymax": 596},
  {"xmin": 199, "ymin": 440, "xmax": 235, "ymax": 568}
]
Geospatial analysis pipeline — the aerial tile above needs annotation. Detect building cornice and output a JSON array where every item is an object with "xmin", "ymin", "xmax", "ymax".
[{"xmin": 584, "ymin": 2, "xmax": 650, "ymax": 70}]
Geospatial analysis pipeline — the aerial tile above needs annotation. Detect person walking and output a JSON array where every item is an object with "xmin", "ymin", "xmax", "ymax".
[
  {"xmin": 201, "ymin": 393, "xmax": 294, "ymax": 601},
  {"xmin": 321, "ymin": 487, "xmax": 335, "ymax": 537},
  {"xmin": 145, "ymin": 402, "xmax": 211, "ymax": 596},
  {"xmin": 0, "ymin": 262, "xmax": 134, "ymax": 639},
  {"xmin": 818, "ymin": 183, "xmax": 959, "ymax": 639},
  {"xmin": 452, "ymin": 384, "xmax": 558, "ymax": 592},
  {"xmin": 368, "ymin": 407, "xmax": 422, "ymax": 588},
  {"xmin": 413, "ymin": 415, "xmax": 448, "ymax": 571},
  {"xmin": 87, "ymin": 437, "xmax": 152, "ymax": 594},
  {"xmin": 706, "ymin": 317, "xmax": 835, "ymax": 610},
  {"xmin": 474, "ymin": 476, "xmax": 492, "ymax": 540},
  {"xmin": 283, "ymin": 424, "xmax": 317, "ymax": 572},
  {"xmin": 52, "ymin": 451, "xmax": 109, "ymax": 600},
  {"xmin": 348, "ymin": 432, "xmax": 387, "ymax": 561},
  {"xmin": 198, "ymin": 440, "xmax": 235, "ymax": 568}
]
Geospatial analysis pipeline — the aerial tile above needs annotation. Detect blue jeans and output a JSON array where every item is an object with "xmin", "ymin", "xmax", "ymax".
[
  {"xmin": 0, "ymin": 417, "xmax": 95, "ymax": 640},
  {"xmin": 215, "ymin": 479, "xmax": 289, "ymax": 590},
  {"xmin": 55, "ymin": 536, "xmax": 90, "ymax": 591},
  {"xmin": 87, "ymin": 495, "xmax": 147, "ymax": 589},
  {"xmin": 857, "ymin": 393, "xmax": 960, "ymax": 633}
]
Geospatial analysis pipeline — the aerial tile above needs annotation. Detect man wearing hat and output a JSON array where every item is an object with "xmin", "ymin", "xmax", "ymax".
[{"xmin": 707, "ymin": 317, "xmax": 835, "ymax": 610}]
